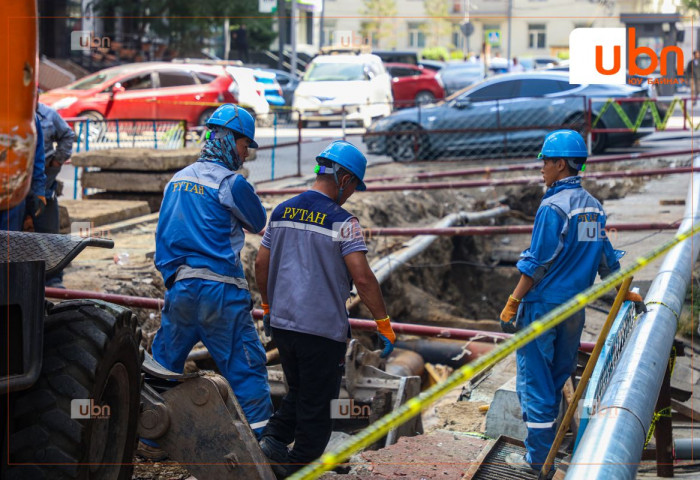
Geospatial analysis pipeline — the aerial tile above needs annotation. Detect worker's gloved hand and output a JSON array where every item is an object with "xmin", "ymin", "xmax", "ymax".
[
  {"xmin": 500, "ymin": 295, "xmax": 521, "ymax": 334},
  {"xmin": 375, "ymin": 316, "xmax": 396, "ymax": 358},
  {"xmin": 29, "ymin": 194, "xmax": 47, "ymax": 218},
  {"xmin": 625, "ymin": 291, "xmax": 648, "ymax": 314},
  {"xmin": 261, "ymin": 303, "xmax": 271, "ymax": 336}
]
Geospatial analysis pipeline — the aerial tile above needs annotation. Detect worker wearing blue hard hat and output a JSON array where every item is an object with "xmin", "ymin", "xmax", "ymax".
[
  {"xmin": 146, "ymin": 104, "xmax": 272, "ymax": 459},
  {"xmin": 499, "ymin": 130, "xmax": 644, "ymax": 474},
  {"xmin": 255, "ymin": 140, "xmax": 394, "ymax": 477}
]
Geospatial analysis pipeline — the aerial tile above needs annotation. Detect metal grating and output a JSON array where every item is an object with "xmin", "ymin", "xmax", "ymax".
[{"xmin": 469, "ymin": 437, "xmax": 563, "ymax": 480}]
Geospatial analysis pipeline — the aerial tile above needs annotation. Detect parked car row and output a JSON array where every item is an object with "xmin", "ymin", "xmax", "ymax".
[
  {"xmin": 40, "ymin": 61, "xmax": 301, "ymax": 128},
  {"xmin": 364, "ymin": 71, "xmax": 654, "ymax": 162}
]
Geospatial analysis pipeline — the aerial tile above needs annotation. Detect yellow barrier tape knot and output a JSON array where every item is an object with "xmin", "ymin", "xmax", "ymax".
[{"xmin": 644, "ymin": 406, "xmax": 673, "ymax": 448}]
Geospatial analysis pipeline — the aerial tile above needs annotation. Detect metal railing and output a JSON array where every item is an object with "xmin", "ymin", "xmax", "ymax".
[
  {"xmin": 574, "ymin": 300, "xmax": 637, "ymax": 449},
  {"xmin": 67, "ymin": 118, "xmax": 187, "ymax": 152}
]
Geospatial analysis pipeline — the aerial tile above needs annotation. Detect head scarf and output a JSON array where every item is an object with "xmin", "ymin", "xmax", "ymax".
[{"xmin": 198, "ymin": 126, "xmax": 242, "ymax": 171}]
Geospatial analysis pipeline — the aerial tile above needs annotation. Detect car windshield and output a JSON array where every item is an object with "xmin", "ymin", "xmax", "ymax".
[
  {"xmin": 66, "ymin": 69, "xmax": 127, "ymax": 90},
  {"xmin": 304, "ymin": 63, "xmax": 365, "ymax": 81}
]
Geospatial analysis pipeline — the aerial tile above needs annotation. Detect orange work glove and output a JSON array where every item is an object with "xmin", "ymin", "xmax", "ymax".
[
  {"xmin": 375, "ymin": 316, "xmax": 396, "ymax": 358},
  {"xmin": 500, "ymin": 295, "xmax": 521, "ymax": 334},
  {"xmin": 500, "ymin": 295, "xmax": 520, "ymax": 323}
]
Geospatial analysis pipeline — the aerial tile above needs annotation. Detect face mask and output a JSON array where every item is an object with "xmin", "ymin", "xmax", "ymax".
[{"xmin": 199, "ymin": 127, "xmax": 242, "ymax": 171}]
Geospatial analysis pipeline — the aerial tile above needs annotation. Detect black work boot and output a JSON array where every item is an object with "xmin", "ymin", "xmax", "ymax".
[{"xmin": 260, "ymin": 436, "xmax": 290, "ymax": 479}]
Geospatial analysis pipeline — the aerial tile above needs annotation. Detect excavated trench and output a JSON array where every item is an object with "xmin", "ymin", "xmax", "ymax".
[{"xmin": 59, "ymin": 165, "xmax": 649, "ymax": 480}]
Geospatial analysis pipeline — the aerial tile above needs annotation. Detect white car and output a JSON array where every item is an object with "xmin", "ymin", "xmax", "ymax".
[
  {"xmin": 293, "ymin": 54, "xmax": 393, "ymax": 128},
  {"xmin": 225, "ymin": 66, "xmax": 272, "ymax": 126}
]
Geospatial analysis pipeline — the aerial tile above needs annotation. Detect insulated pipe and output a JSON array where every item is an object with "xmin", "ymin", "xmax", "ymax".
[
  {"xmin": 368, "ymin": 206, "xmax": 511, "ymax": 285},
  {"xmin": 257, "ymin": 166, "xmax": 700, "ymax": 195},
  {"xmin": 363, "ymin": 149, "xmax": 696, "ymax": 184},
  {"xmin": 567, "ymin": 157, "xmax": 700, "ymax": 480},
  {"xmin": 363, "ymin": 222, "xmax": 680, "ymax": 237},
  {"xmin": 44, "ymin": 287, "xmax": 597, "ymax": 353}
]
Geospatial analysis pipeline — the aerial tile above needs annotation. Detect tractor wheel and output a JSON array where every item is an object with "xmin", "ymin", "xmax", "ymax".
[{"xmin": 6, "ymin": 300, "xmax": 143, "ymax": 480}]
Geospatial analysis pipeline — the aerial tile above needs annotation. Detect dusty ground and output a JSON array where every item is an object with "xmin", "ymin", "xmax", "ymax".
[{"xmin": 56, "ymin": 154, "xmax": 695, "ymax": 479}]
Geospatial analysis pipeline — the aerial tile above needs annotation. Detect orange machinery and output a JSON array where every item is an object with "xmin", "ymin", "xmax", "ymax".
[{"xmin": 0, "ymin": 1, "xmax": 38, "ymax": 210}]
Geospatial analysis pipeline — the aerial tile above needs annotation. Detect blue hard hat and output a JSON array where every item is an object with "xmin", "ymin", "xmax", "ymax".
[
  {"xmin": 316, "ymin": 140, "xmax": 367, "ymax": 191},
  {"xmin": 539, "ymin": 130, "xmax": 587, "ymax": 169},
  {"xmin": 206, "ymin": 104, "xmax": 258, "ymax": 148}
]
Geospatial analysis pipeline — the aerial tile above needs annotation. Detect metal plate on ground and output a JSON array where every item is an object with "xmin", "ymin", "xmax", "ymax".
[{"xmin": 463, "ymin": 436, "xmax": 565, "ymax": 480}]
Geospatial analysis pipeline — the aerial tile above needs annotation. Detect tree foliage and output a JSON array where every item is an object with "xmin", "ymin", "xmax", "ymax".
[
  {"xmin": 422, "ymin": 0, "xmax": 453, "ymax": 49},
  {"xmin": 92, "ymin": 0, "xmax": 276, "ymax": 57},
  {"xmin": 360, "ymin": 0, "xmax": 398, "ymax": 49}
]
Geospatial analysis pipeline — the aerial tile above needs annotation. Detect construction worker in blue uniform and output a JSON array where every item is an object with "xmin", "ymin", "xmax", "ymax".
[
  {"xmin": 255, "ymin": 140, "xmax": 396, "ymax": 478},
  {"xmin": 499, "ymin": 130, "xmax": 643, "ymax": 473},
  {"xmin": 149, "ymin": 104, "xmax": 272, "ymax": 454},
  {"xmin": 34, "ymin": 102, "xmax": 75, "ymax": 286}
]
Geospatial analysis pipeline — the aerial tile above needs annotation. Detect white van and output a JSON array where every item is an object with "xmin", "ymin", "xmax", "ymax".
[
  {"xmin": 292, "ymin": 54, "xmax": 393, "ymax": 128},
  {"xmin": 225, "ymin": 66, "xmax": 272, "ymax": 126}
]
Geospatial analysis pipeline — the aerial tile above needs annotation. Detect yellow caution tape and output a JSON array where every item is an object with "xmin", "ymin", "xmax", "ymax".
[
  {"xmin": 644, "ymin": 406, "xmax": 673, "ymax": 448},
  {"xmin": 289, "ymin": 221, "xmax": 700, "ymax": 480}
]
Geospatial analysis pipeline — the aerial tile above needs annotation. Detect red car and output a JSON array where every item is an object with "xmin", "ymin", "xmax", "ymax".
[
  {"xmin": 385, "ymin": 63, "xmax": 445, "ymax": 108},
  {"xmin": 40, "ymin": 62, "xmax": 236, "ymax": 126}
]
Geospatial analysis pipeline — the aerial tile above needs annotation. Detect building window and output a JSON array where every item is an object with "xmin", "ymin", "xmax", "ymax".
[
  {"xmin": 528, "ymin": 24, "xmax": 546, "ymax": 49},
  {"xmin": 408, "ymin": 22, "xmax": 426, "ymax": 48},
  {"xmin": 322, "ymin": 21, "xmax": 336, "ymax": 47}
]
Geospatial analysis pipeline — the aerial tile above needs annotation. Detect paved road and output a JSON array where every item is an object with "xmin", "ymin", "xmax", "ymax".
[{"xmin": 57, "ymin": 124, "xmax": 699, "ymax": 200}]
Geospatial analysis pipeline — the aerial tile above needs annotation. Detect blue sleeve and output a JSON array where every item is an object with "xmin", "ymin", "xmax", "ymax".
[
  {"xmin": 220, "ymin": 174, "xmax": 267, "ymax": 233},
  {"xmin": 598, "ymin": 236, "xmax": 624, "ymax": 279},
  {"xmin": 51, "ymin": 110, "xmax": 75, "ymax": 163},
  {"xmin": 516, "ymin": 205, "xmax": 567, "ymax": 283},
  {"xmin": 31, "ymin": 116, "xmax": 46, "ymax": 197}
]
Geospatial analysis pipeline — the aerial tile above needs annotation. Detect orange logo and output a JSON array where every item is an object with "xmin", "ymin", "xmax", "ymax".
[{"xmin": 595, "ymin": 28, "xmax": 684, "ymax": 77}]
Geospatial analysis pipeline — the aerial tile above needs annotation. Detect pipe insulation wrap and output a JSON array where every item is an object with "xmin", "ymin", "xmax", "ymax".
[{"xmin": 567, "ymin": 157, "xmax": 700, "ymax": 480}]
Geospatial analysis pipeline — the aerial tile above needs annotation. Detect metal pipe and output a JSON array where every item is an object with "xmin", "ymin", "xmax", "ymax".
[
  {"xmin": 673, "ymin": 438, "xmax": 700, "ymax": 460},
  {"xmin": 567, "ymin": 157, "xmax": 700, "ymax": 480},
  {"xmin": 44, "ymin": 290, "xmax": 596, "ymax": 353},
  {"xmin": 369, "ymin": 206, "xmax": 510, "ymax": 285},
  {"xmin": 363, "ymin": 222, "xmax": 680, "ymax": 237},
  {"xmin": 395, "ymin": 338, "xmax": 495, "ymax": 367},
  {"xmin": 363, "ymin": 149, "xmax": 696, "ymax": 183},
  {"xmin": 385, "ymin": 349, "xmax": 425, "ymax": 378},
  {"xmin": 257, "ymin": 166, "xmax": 700, "ymax": 195}
]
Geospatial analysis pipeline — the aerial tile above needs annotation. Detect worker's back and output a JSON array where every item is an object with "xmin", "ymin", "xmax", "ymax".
[
  {"xmin": 518, "ymin": 177, "xmax": 621, "ymax": 305},
  {"xmin": 264, "ymin": 190, "xmax": 365, "ymax": 342}
]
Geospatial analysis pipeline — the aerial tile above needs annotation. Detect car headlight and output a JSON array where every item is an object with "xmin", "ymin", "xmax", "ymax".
[
  {"xmin": 369, "ymin": 117, "xmax": 392, "ymax": 131},
  {"xmin": 51, "ymin": 96, "xmax": 78, "ymax": 111}
]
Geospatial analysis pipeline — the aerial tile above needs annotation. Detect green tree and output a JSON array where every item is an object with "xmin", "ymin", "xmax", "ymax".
[
  {"xmin": 360, "ymin": 0, "xmax": 398, "ymax": 49},
  {"xmin": 92, "ymin": 0, "xmax": 276, "ymax": 58},
  {"xmin": 422, "ymin": 0, "xmax": 453, "ymax": 50}
]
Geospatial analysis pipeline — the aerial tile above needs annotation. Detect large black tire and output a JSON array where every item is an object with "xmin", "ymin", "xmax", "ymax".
[
  {"xmin": 6, "ymin": 300, "xmax": 143, "ymax": 480},
  {"xmin": 567, "ymin": 112, "xmax": 606, "ymax": 154},
  {"xmin": 387, "ymin": 122, "xmax": 429, "ymax": 162}
]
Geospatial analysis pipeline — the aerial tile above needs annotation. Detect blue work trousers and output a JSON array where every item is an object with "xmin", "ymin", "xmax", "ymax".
[
  {"xmin": 151, "ymin": 277, "xmax": 273, "ymax": 437},
  {"xmin": 515, "ymin": 301, "xmax": 585, "ymax": 468}
]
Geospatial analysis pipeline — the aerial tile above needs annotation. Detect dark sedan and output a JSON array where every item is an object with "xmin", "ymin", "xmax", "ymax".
[{"xmin": 364, "ymin": 71, "xmax": 653, "ymax": 162}]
